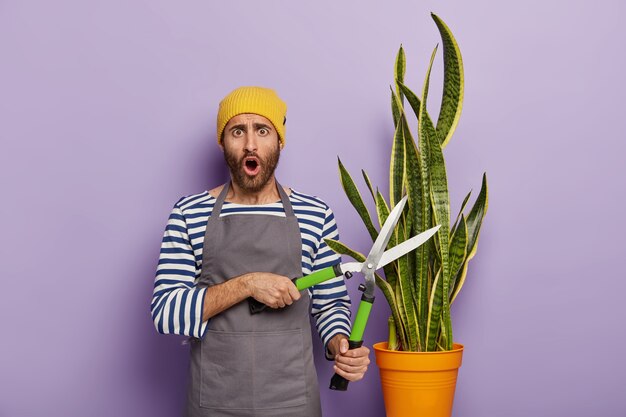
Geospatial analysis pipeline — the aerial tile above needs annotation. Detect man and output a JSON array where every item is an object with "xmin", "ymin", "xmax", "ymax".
[{"xmin": 151, "ymin": 86, "xmax": 371, "ymax": 417}]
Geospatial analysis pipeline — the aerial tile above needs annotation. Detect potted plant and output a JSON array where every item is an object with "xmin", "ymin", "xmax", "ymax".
[{"xmin": 325, "ymin": 13, "xmax": 488, "ymax": 417}]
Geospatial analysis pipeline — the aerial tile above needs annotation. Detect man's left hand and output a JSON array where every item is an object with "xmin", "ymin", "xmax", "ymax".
[{"xmin": 328, "ymin": 334, "xmax": 370, "ymax": 382}]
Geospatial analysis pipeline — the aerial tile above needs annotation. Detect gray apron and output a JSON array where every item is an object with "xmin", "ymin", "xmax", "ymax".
[{"xmin": 185, "ymin": 180, "xmax": 322, "ymax": 417}]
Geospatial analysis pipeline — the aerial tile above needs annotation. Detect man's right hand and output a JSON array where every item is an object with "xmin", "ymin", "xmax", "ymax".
[{"xmin": 243, "ymin": 272, "xmax": 301, "ymax": 309}]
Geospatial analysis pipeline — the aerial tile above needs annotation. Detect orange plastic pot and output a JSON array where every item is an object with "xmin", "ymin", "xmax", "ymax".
[{"xmin": 373, "ymin": 342, "xmax": 464, "ymax": 417}]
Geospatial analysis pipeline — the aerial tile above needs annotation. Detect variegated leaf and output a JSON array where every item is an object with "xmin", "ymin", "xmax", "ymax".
[
  {"xmin": 431, "ymin": 13, "xmax": 464, "ymax": 149},
  {"xmin": 338, "ymin": 157, "xmax": 378, "ymax": 241},
  {"xmin": 394, "ymin": 275, "xmax": 410, "ymax": 350},
  {"xmin": 397, "ymin": 80, "xmax": 437, "ymax": 134},
  {"xmin": 396, "ymin": 249, "xmax": 418, "ymax": 351},
  {"xmin": 395, "ymin": 44, "xmax": 406, "ymax": 104},
  {"xmin": 448, "ymin": 214, "xmax": 468, "ymax": 299},
  {"xmin": 421, "ymin": 44, "xmax": 453, "ymax": 350},
  {"xmin": 389, "ymin": 91, "xmax": 406, "ymax": 208},
  {"xmin": 450, "ymin": 173, "xmax": 488, "ymax": 303},
  {"xmin": 451, "ymin": 190, "xmax": 472, "ymax": 235},
  {"xmin": 375, "ymin": 190, "xmax": 391, "ymax": 236},
  {"xmin": 362, "ymin": 169, "xmax": 376, "ymax": 202},
  {"xmin": 402, "ymin": 118, "xmax": 428, "ymax": 339},
  {"xmin": 390, "ymin": 86, "xmax": 401, "ymax": 128},
  {"xmin": 425, "ymin": 267, "xmax": 442, "ymax": 351}
]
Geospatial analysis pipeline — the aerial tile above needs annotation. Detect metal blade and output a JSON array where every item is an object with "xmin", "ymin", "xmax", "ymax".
[
  {"xmin": 361, "ymin": 195, "xmax": 408, "ymax": 275},
  {"xmin": 376, "ymin": 225, "xmax": 441, "ymax": 270},
  {"xmin": 339, "ymin": 262, "xmax": 363, "ymax": 274}
]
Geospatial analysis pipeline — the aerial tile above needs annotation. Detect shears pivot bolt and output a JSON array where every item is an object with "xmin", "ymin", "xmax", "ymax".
[{"xmin": 366, "ymin": 263, "xmax": 373, "ymax": 269}]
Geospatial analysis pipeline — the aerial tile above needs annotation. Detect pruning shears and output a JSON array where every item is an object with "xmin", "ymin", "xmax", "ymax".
[{"xmin": 248, "ymin": 195, "xmax": 440, "ymax": 391}]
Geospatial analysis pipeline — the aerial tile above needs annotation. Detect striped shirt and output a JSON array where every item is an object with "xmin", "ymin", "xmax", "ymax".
[{"xmin": 151, "ymin": 188, "xmax": 352, "ymax": 358}]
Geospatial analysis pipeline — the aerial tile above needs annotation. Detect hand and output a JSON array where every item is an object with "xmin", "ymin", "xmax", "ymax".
[
  {"xmin": 244, "ymin": 272, "xmax": 301, "ymax": 309},
  {"xmin": 329, "ymin": 334, "xmax": 371, "ymax": 382}
]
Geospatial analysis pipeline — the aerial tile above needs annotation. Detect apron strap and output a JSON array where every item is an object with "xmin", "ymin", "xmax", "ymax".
[
  {"xmin": 208, "ymin": 181, "xmax": 231, "ymax": 226},
  {"xmin": 275, "ymin": 180, "xmax": 295, "ymax": 218},
  {"xmin": 209, "ymin": 179, "xmax": 295, "ymax": 222}
]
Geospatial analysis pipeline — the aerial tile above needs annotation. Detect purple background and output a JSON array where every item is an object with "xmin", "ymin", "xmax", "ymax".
[{"xmin": 1, "ymin": 1, "xmax": 625, "ymax": 416}]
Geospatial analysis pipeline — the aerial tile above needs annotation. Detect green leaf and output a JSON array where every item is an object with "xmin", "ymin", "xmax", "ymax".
[
  {"xmin": 450, "ymin": 263, "xmax": 467, "ymax": 305},
  {"xmin": 451, "ymin": 190, "xmax": 472, "ymax": 235},
  {"xmin": 390, "ymin": 85, "xmax": 414, "ymax": 251},
  {"xmin": 377, "ymin": 273, "xmax": 407, "ymax": 349},
  {"xmin": 437, "ymin": 316, "xmax": 448, "ymax": 351},
  {"xmin": 362, "ymin": 169, "xmax": 376, "ymax": 202},
  {"xmin": 448, "ymin": 214, "xmax": 468, "ymax": 299},
  {"xmin": 450, "ymin": 173, "xmax": 488, "ymax": 303},
  {"xmin": 402, "ymin": 118, "xmax": 427, "ymax": 341},
  {"xmin": 383, "ymin": 263, "xmax": 399, "ymax": 293},
  {"xmin": 394, "ymin": 44, "xmax": 406, "ymax": 104},
  {"xmin": 394, "ymin": 276, "xmax": 410, "ymax": 350},
  {"xmin": 375, "ymin": 190, "xmax": 390, "ymax": 232},
  {"xmin": 388, "ymin": 315, "xmax": 399, "ymax": 351},
  {"xmin": 431, "ymin": 13, "xmax": 464, "ymax": 149},
  {"xmin": 390, "ymin": 86, "xmax": 401, "ymax": 128},
  {"xmin": 324, "ymin": 238, "xmax": 366, "ymax": 263},
  {"xmin": 397, "ymin": 81, "xmax": 420, "ymax": 120},
  {"xmin": 416, "ymin": 49, "xmax": 437, "ymax": 349},
  {"xmin": 389, "ymin": 92, "xmax": 407, "ymax": 208},
  {"xmin": 397, "ymin": 81, "xmax": 437, "ymax": 135},
  {"xmin": 465, "ymin": 173, "xmax": 489, "ymax": 259},
  {"xmin": 421, "ymin": 43, "xmax": 453, "ymax": 350},
  {"xmin": 425, "ymin": 267, "xmax": 442, "ymax": 351},
  {"xmin": 395, "ymin": 250, "xmax": 419, "ymax": 351},
  {"xmin": 338, "ymin": 157, "xmax": 378, "ymax": 241}
]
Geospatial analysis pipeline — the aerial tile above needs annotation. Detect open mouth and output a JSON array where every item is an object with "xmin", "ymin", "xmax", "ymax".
[{"xmin": 243, "ymin": 157, "xmax": 260, "ymax": 176}]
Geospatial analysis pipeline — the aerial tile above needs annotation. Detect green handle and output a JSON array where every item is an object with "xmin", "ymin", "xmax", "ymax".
[
  {"xmin": 328, "ymin": 297, "xmax": 374, "ymax": 392},
  {"xmin": 349, "ymin": 298, "xmax": 373, "ymax": 342},
  {"xmin": 250, "ymin": 264, "xmax": 344, "ymax": 315},
  {"xmin": 294, "ymin": 264, "xmax": 343, "ymax": 290}
]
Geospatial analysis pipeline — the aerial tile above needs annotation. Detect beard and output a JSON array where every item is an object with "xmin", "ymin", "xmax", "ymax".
[{"xmin": 224, "ymin": 146, "xmax": 281, "ymax": 193}]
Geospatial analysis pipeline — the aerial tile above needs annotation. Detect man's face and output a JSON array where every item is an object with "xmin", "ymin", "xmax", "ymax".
[{"xmin": 222, "ymin": 113, "xmax": 281, "ymax": 193}]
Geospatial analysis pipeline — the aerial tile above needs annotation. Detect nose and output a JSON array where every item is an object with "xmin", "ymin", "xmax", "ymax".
[{"xmin": 244, "ymin": 130, "xmax": 258, "ymax": 153}]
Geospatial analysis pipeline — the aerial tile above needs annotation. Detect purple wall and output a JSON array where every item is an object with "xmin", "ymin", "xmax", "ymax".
[{"xmin": 2, "ymin": 1, "xmax": 625, "ymax": 416}]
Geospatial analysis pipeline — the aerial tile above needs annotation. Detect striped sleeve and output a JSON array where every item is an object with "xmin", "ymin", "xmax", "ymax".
[
  {"xmin": 151, "ymin": 199, "xmax": 209, "ymax": 339},
  {"xmin": 310, "ymin": 205, "xmax": 352, "ymax": 360}
]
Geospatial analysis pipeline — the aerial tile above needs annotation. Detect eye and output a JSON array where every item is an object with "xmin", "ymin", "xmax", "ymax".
[
  {"xmin": 258, "ymin": 128, "xmax": 269, "ymax": 136},
  {"xmin": 233, "ymin": 128, "xmax": 244, "ymax": 137}
]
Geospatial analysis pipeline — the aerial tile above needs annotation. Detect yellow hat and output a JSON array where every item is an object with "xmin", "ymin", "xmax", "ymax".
[{"xmin": 216, "ymin": 86, "xmax": 287, "ymax": 146}]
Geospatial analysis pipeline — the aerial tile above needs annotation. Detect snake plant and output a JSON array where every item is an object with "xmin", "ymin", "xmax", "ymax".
[{"xmin": 325, "ymin": 13, "xmax": 488, "ymax": 352}]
